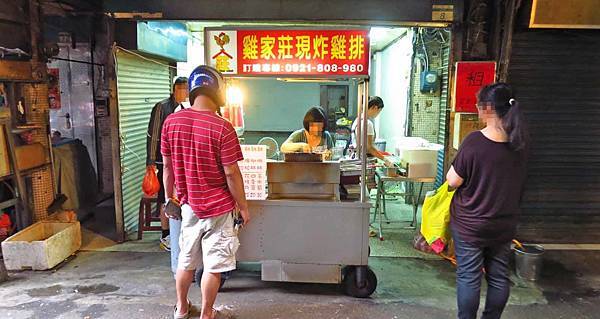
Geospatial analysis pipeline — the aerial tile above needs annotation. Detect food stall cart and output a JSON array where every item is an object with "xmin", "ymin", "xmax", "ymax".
[{"xmin": 205, "ymin": 27, "xmax": 377, "ymax": 297}]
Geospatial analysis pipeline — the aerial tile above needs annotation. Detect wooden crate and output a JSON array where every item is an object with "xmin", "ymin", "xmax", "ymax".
[
  {"xmin": 15, "ymin": 143, "xmax": 47, "ymax": 170},
  {"xmin": 1, "ymin": 221, "xmax": 81, "ymax": 270}
]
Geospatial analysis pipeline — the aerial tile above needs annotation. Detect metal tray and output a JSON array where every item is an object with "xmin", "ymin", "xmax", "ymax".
[{"xmin": 283, "ymin": 152, "xmax": 323, "ymax": 162}]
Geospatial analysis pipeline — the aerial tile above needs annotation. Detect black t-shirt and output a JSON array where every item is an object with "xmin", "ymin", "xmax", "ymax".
[{"xmin": 450, "ymin": 131, "xmax": 527, "ymax": 247}]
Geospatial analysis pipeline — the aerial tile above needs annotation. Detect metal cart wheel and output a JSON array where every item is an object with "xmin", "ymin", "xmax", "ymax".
[
  {"xmin": 343, "ymin": 266, "xmax": 377, "ymax": 298},
  {"xmin": 195, "ymin": 269, "xmax": 230, "ymax": 290}
]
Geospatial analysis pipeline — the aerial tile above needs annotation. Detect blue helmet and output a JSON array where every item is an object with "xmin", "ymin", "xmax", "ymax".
[{"xmin": 188, "ymin": 65, "xmax": 226, "ymax": 106}]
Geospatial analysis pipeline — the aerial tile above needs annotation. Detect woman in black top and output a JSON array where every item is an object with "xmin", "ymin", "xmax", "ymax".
[{"xmin": 446, "ymin": 83, "xmax": 528, "ymax": 319}]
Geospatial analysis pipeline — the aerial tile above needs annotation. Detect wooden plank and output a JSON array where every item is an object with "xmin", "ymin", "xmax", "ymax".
[
  {"xmin": 0, "ymin": 199, "xmax": 18, "ymax": 211},
  {"xmin": 542, "ymin": 244, "xmax": 600, "ymax": 251},
  {"xmin": 498, "ymin": 0, "xmax": 518, "ymax": 82},
  {"xmin": 2, "ymin": 120, "xmax": 30, "ymax": 228},
  {"xmin": 0, "ymin": 60, "xmax": 32, "ymax": 81},
  {"xmin": 0, "ymin": 11, "xmax": 29, "ymax": 25},
  {"xmin": 109, "ymin": 74, "xmax": 125, "ymax": 242},
  {"xmin": 0, "ymin": 124, "xmax": 9, "ymax": 176}
]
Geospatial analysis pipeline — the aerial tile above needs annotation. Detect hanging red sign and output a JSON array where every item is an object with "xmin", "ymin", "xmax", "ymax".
[
  {"xmin": 206, "ymin": 29, "xmax": 370, "ymax": 77},
  {"xmin": 453, "ymin": 61, "xmax": 496, "ymax": 113}
]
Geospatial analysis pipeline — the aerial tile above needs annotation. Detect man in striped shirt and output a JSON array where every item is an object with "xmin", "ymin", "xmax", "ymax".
[{"xmin": 162, "ymin": 66, "xmax": 249, "ymax": 319}]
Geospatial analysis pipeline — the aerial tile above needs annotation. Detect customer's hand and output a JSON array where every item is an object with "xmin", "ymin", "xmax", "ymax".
[
  {"xmin": 239, "ymin": 208, "xmax": 251, "ymax": 226},
  {"xmin": 163, "ymin": 198, "xmax": 182, "ymax": 220}
]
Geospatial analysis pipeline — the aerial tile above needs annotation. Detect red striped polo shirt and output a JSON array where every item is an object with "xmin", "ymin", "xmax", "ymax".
[{"xmin": 161, "ymin": 109, "xmax": 243, "ymax": 219}]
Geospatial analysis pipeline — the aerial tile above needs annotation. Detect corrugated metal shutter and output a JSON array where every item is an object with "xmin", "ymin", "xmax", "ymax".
[
  {"xmin": 436, "ymin": 44, "xmax": 451, "ymax": 188},
  {"xmin": 116, "ymin": 50, "xmax": 171, "ymax": 235},
  {"xmin": 508, "ymin": 30, "xmax": 600, "ymax": 220}
]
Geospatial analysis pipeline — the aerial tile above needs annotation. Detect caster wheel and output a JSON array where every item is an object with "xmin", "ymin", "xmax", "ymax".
[
  {"xmin": 343, "ymin": 266, "xmax": 377, "ymax": 298},
  {"xmin": 195, "ymin": 268, "xmax": 229, "ymax": 290}
]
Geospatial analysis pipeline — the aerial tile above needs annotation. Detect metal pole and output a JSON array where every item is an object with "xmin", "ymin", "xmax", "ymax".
[{"xmin": 360, "ymin": 80, "xmax": 369, "ymax": 203}]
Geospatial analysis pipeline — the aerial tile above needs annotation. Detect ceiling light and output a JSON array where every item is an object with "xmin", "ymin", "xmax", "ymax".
[{"xmin": 369, "ymin": 27, "xmax": 392, "ymax": 42}]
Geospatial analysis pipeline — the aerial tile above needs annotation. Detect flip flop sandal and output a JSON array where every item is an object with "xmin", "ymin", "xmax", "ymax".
[{"xmin": 173, "ymin": 299, "xmax": 192, "ymax": 319}]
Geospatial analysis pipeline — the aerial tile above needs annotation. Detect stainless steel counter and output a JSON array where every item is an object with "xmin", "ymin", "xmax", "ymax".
[
  {"xmin": 235, "ymin": 199, "xmax": 370, "ymax": 284},
  {"xmin": 267, "ymin": 161, "xmax": 340, "ymax": 200}
]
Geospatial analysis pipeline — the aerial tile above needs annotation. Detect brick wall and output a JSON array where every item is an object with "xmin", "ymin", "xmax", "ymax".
[
  {"xmin": 408, "ymin": 37, "xmax": 445, "ymax": 143},
  {"xmin": 408, "ymin": 29, "xmax": 451, "ymax": 195}
]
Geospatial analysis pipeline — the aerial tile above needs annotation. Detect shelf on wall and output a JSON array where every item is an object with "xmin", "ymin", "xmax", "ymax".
[
  {"xmin": 12, "ymin": 125, "xmax": 44, "ymax": 134},
  {"xmin": 0, "ymin": 162, "xmax": 52, "ymax": 182},
  {"xmin": 0, "ymin": 199, "xmax": 18, "ymax": 211}
]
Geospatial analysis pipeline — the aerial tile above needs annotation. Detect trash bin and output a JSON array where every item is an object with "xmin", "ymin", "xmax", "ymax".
[{"xmin": 514, "ymin": 244, "xmax": 544, "ymax": 281}]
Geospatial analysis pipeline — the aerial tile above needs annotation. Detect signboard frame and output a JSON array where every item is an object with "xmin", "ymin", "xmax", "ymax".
[
  {"xmin": 530, "ymin": 0, "xmax": 600, "ymax": 29},
  {"xmin": 452, "ymin": 61, "xmax": 496, "ymax": 113},
  {"xmin": 204, "ymin": 27, "xmax": 371, "ymax": 79},
  {"xmin": 239, "ymin": 145, "xmax": 268, "ymax": 201}
]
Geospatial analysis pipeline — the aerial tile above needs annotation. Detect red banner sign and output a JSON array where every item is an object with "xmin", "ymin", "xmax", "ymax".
[
  {"xmin": 453, "ymin": 61, "xmax": 496, "ymax": 113},
  {"xmin": 206, "ymin": 29, "xmax": 370, "ymax": 77}
]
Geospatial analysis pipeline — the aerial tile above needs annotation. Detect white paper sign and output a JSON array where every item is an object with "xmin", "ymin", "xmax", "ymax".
[
  {"xmin": 240, "ymin": 145, "xmax": 267, "ymax": 200},
  {"xmin": 205, "ymin": 30, "xmax": 238, "ymax": 75}
]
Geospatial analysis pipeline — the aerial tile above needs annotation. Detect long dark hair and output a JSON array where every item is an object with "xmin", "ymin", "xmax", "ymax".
[{"xmin": 477, "ymin": 83, "xmax": 529, "ymax": 152}]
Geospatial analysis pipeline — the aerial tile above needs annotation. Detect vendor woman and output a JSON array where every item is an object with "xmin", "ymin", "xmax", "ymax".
[{"xmin": 281, "ymin": 106, "xmax": 334, "ymax": 153}]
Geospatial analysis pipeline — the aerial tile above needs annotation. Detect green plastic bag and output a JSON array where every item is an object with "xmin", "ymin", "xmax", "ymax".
[{"xmin": 420, "ymin": 182, "xmax": 455, "ymax": 249}]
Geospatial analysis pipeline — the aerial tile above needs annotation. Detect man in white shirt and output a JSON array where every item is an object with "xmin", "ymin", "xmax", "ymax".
[{"xmin": 352, "ymin": 96, "xmax": 390, "ymax": 164}]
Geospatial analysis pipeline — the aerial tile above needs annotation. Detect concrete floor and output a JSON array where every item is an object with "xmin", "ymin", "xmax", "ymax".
[
  {"xmin": 1, "ymin": 200, "xmax": 600, "ymax": 318},
  {"xmin": 1, "ymin": 250, "xmax": 600, "ymax": 319}
]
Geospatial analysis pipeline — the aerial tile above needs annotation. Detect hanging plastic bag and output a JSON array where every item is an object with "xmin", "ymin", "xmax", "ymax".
[
  {"xmin": 142, "ymin": 165, "xmax": 160, "ymax": 196},
  {"xmin": 420, "ymin": 181, "xmax": 455, "ymax": 253}
]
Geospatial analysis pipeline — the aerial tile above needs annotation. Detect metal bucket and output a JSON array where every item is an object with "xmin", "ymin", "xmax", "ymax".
[{"xmin": 514, "ymin": 244, "xmax": 544, "ymax": 281}]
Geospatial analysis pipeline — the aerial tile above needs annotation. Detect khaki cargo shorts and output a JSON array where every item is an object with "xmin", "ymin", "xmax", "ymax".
[{"xmin": 177, "ymin": 204, "xmax": 239, "ymax": 273}]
